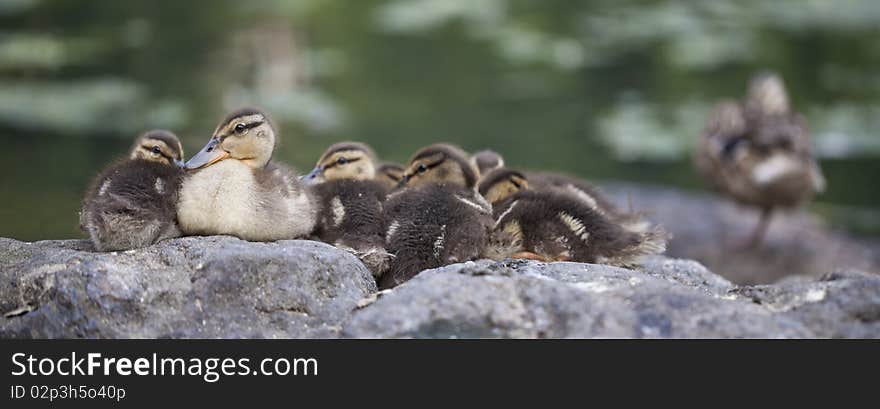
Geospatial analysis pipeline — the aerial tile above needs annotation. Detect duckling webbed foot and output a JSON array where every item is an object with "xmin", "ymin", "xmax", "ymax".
[{"xmin": 511, "ymin": 251, "xmax": 552, "ymax": 262}]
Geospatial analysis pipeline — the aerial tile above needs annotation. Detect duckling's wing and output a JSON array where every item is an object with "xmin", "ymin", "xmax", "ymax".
[
  {"xmin": 527, "ymin": 191, "xmax": 664, "ymax": 263},
  {"xmin": 313, "ymin": 179, "xmax": 386, "ymax": 243},
  {"xmin": 527, "ymin": 171, "xmax": 633, "ymax": 222},
  {"xmin": 696, "ymin": 101, "xmax": 751, "ymax": 191},
  {"xmin": 256, "ymin": 162, "xmax": 300, "ymax": 194},
  {"xmin": 700, "ymin": 101, "xmax": 748, "ymax": 160}
]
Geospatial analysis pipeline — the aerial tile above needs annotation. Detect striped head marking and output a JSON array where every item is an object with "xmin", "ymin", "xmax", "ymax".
[
  {"xmin": 375, "ymin": 162, "xmax": 405, "ymax": 191},
  {"xmin": 186, "ymin": 107, "xmax": 277, "ymax": 170},
  {"xmin": 303, "ymin": 142, "xmax": 377, "ymax": 185},
  {"xmin": 477, "ymin": 168, "xmax": 528, "ymax": 205},
  {"xmin": 400, "ymin": 144, "xmax": 478, "ymax": 189},
  {"xmin": 130, "ymin": 130, "xmax": 184, "ymax": 167}
]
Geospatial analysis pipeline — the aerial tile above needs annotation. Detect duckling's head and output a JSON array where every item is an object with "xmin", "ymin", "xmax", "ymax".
[
  {"xmin": 470, "ymin": 149, "xmax": 505, "ymax": 177},
  {"xmin": 186, "ymin": 107, "xmax": 277, "ymax": 170},
  {"xmin": 375, "ymin": 162, "xmax": 405, "ymax": 190},
  {"xmin": 400, "ymin": 144, "xmax": 478, "ymax": 189},
  {"xmin": 477, "ymin": 168, "xmax": 528, "ymax": 205},
  {"xmin": 746, "ymin": 72, "xmax": 790, "ymax": 117},
  {"xmin": 302, "ymin": 142, "xmax": 377, "ymax": 185},
  {"xmin": 129, "ymin": 130, "xmax": 184, "ymax": 167}
]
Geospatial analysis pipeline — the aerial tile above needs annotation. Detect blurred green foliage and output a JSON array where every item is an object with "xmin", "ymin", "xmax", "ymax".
[{"xmin": 1, "ymin": 0, "xmax": 879, "ymax": 240}]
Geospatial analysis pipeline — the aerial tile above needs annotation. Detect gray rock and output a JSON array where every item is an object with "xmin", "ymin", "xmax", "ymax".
[
  {"xmin": 343, "ymin": 258, "xmax": 816, "ymax": 338},
  {"xmin": 731, "ymin": 270, "xmax": 880, "ymax": 338},
  {"xmin": 0, "ymin": 236, "xmax": 376, "ymax": 338},
  {"xmin": 2, "ymin": 236, "xmax": 877, "ymax": 338}
]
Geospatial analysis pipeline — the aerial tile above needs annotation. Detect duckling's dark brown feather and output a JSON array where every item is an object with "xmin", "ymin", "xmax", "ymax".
[
  {"xmin": 380, "ymin": 184, "xmax": 492, "ymax": 289},
  {"xmin": 80, "ymin": 159, "xmax": 182, "ymax": 251},
  {"xmin": 525, "ymin": 171, "xmax": 638, "ymax": 225},
  {"xmin": 471, "ymin": 149, "xmax": 504, "ymax": 176},
  {"xmin": 312, "ymin": 179, "xmax": 389, "ymax": 275},
  {"xmin": 489, "ymin": 190, "xmax": 665, "ymax": 265},
  {"xmin": 252, "ymin": 162, "xmax": 299, "ymax": 197},
  {"xmin": 748, "ymin": 112, "xmax": 813, "ymax": 157}
]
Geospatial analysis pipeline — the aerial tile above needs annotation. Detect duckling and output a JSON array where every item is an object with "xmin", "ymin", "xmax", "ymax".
[
  {"xmin": 379, "ymin": 144, "xmax": 493, "ymax": 289},
  {"xmin": 470, "ymin": 149, "xmax": 505, "ymax": 176},
  {"xmin": 696, "ymin": 72, "xmax": 825, "ymax": 248},
  {"xmin": 79, "ymin": 130, "xmax": 185, "ymax": 251},
  {"xmin": 374, "ymin": 162, "xmax": 405, "ymax": 193},
  {"xmin": 177, "ymin": 107, "xmax": 317, "ymax": 241},
  {"xmin": 525, "ymin": 171, "xmax": 649, "ymax": 233},
  {"xmin": 478, "ymin": 167, "xmax": 667, "ymax": 266},
  {"xmin": 302, "ymin": 141, "xmax": 390, "ymax": 277},
  {"xmin": 469, "ymin": 149, "xmax": 642, "ymax": 230}
]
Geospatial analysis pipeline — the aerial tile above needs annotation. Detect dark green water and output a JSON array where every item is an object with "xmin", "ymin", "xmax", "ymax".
[{"xmin": 1, "ymin": 0, "xmax": 879, "ymax": 241}]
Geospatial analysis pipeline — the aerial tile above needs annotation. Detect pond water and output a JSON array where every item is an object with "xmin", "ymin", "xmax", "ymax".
[{"xmin": 1, "ymin": 0, "xmax": 878, "ymax": 240}]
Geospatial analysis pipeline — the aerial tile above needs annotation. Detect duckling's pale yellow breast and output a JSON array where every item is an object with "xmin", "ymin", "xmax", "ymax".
[
  {"xmin": 178, "ymin": 160, "xmax": 255, "ymax": 235},
  {"xmin": 177, "ymin": 160, "xmax": 316, "ymax": 241}
]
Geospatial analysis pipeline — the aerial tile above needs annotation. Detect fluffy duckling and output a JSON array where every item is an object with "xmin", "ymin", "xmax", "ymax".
[
  {"xmin": 478, "ymin": 167, "xmax": 667, "ymax": 266},
  {"xmin": 470, "ymin": 150, "xmax": 649, "ymax": 233},
  {"xmin": 374, "ymin": 162, "xmax": 405, "ymax": 193},
  {"xmin": 177, "ymin": 107, "xmax": 317, "ymax": 241},
  {"xmin": 696, "ymin": 72, "xmax": 825, "ymax": 248},
  {"xmin": 525, "ymin": 171, "xmax": 649, "ymax": 233},
  {"xmin": 80, "ymin": 130, "xmax": 184, "ymax": 251},
  {"xmin": 302, "ymin": 142, "xmax": 390, "ymax": 277},
  {"xmin": 470, "ymin": 149, "xmax": 505, "ymax": 176},
  {"xmin": 380, "ymin": 144, "xmax": 493, "ymax": 289}
]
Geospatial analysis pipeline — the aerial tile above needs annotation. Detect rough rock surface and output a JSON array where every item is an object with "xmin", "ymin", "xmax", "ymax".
[
  {"xmin": 0, "ymin": 236, "xmax": 376, "ymax": 338},
  {"xmin": 345, "ymin": 256, "xmax": 879, "ymax": 338},
  {"xmin": 1, "ymin": 236, "xmax": 878, "ymax": 338}
]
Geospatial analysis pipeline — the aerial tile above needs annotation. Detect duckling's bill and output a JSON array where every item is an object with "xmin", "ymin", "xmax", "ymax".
[
  {"xmin": 186, "ymin": 137, "xmax": 229, "ymax": 170},
  {"xmin": 301, "ymin": 166, "xmax": 325, "ymax": 185}
]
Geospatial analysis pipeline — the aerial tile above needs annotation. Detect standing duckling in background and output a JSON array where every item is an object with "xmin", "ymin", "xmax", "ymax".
[
  {"xmin": 380, "ymin": 144, "xmax": 493, "ymax": 289},
  {"xmin": 302, "ymin": 142, "xmax": 391, "ymax": 277},
  {"xmin": 696, "ymin": 72, "xmax": 825, "ymax": 248},
  {"xmin": 80, "ymin": 130, "xmax": 184, "ymax": 251},
  {"xmin": 177, "ymin": 107, "xmax": 317, "ymax": 241},
  {"xmin": 470, "ymin": 149, "xmax": 505, "ymax": 176},
  {"xmin": 479, "ymin": 167, "xmax": 667, "ymax": 266},
  {"xmin": 374, "ymin": 162, "xmax": 405, "ymax": 193}
]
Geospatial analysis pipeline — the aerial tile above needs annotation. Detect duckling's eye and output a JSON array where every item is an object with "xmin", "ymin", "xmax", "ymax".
[
  {"xmin": 417, "ymin": 164, "xmax": 428, "ymax": 174},
  {"xmin": 337, "ymin": 157, "xmax": 348, "ymax": 165},
  {"xmin": 234, "ymin": 123, "xmax": 247, "ymax": 134},
  {"xmin": 151, "ymin": 146, "xmax": 161, "ymax": 155}
]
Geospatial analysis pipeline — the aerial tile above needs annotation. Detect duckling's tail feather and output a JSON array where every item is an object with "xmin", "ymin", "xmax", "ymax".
[{"xmin": 600, "ymin": 225, "xmax": 669, "ymax": 268}]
